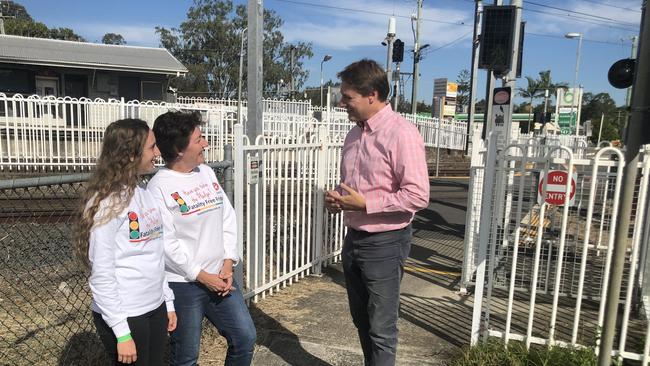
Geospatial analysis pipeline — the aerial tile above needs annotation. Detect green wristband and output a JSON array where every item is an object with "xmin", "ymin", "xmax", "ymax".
[{"xmin": 117, "ymin": 333, "xmax": 132, "ymax": 343}]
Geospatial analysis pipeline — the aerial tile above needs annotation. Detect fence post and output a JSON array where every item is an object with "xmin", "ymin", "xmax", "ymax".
[
  {"xmin": 233, "ymin": 125, "xmax": 245, "ymax": 289},
  {"xmin": 119, "ymin": 97, "xmax": 125, "ymax": 119},
  {"xmin": 223, "ymin": 144, "xmax": 234, "ymax": 204},
  {"xmin": 435, "ymin": 119, "xmax": 441, "ymax": 177},
  {"xmin": 313, "ymin": 126, "xmax": 328, "ymax": 275},
  {"xmin": 470, "ymin": 132, "xmax": 498, "ymax": 345}
]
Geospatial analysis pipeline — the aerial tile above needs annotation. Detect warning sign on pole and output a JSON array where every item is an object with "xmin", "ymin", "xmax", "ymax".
[{"xmin": 538, "ymin": 170, "xmax": 577, "ymax": 206}]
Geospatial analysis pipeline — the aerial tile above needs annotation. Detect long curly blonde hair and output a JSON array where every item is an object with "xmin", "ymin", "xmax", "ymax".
[{"xmin": 73, "ymin": 119, "xmax": 150, "ymax": 268}]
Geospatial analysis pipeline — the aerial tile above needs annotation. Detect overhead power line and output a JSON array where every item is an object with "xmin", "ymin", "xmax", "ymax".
[
  {"xmin": 269, "ymin": 0, "xmax": 639, "ymax": 43},
  {"xmin": 523, "ymin": 0, "xmax": 639, "ymax": 27},
  {"xmin": 524, "ymin": 8, "xmax": 639, "ymax": 32},
  {"xmin": 527, "ymin": 31, "xmax": 634, "ymax": 46},
  {"xmin": 272, "ymin": 0, "xmax": 472, "ymax": 26},
  {"xmin": 573, "ymin": 0, "xmax": 642, "ymax": 13}
]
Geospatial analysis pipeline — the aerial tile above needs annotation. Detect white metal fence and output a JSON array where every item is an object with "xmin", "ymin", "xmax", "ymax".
[
  {"xmin": 0, "ymin": 94, "xmax": 468, "ymax": 172},
  {"xmin": 465, "ymin": 132, "xmax": 650, "ymax": 362},
  {"xmin": 233, "ymin": 125, "xmax": 345, "ymax": 300}
]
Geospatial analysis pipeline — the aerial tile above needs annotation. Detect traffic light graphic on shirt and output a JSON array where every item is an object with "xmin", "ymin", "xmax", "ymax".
[
  {"xmin": 127, "ymin": 211, "xmax": 140, "ymax": 240},
  {"xmin": 171, "ymin": 192, "xmax": 189, "ymax": 213}
]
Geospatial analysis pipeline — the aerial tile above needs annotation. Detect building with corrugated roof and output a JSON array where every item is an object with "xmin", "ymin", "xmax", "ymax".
[{"xmin": 0, "ymin": 34, "xmax": 187, "ymax": 102}]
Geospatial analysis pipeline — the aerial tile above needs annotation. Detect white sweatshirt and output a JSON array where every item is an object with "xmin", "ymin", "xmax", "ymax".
[
  {"xmin": 88, "ymin": 186, "xmax": 175, "ymax": 338},
  {"xmin": 147, "ymin": 164, "xmax": 238, "ymax": 283}
]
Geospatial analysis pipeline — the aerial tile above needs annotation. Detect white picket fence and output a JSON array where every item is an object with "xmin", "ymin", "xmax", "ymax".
[
  {"xmin": 464, "ymin": 131, "xmax": 650, "ymax": 362},
  {"xmin": 233, "ymin": 125, "xmax": 346, "ymax": 300},
  {"xmin": 0, "ymin": 93, "xmax": 468, "ymax": 171}
]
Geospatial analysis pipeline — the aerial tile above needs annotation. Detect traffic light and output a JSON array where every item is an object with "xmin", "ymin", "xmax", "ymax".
[{"xmin": 392, "ymin": 39, "xmax": 404, "ymax": 63}]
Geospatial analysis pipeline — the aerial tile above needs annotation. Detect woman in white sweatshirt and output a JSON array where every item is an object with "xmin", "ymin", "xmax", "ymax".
[
  {"xmin": 148, "ymin": 111, "xmax": 256, "ymax": 366},
  {"xmin": 74, "ymin": 119, "xmax": 177, "ymax": 365}
]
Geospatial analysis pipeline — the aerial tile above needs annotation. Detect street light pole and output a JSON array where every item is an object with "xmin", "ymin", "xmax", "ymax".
[
  {"xmin": 565, "ymin": 32, "xmax": 583, "ymax": 136},
  {"xmin": 385, "ymin": 17, "xmax": 396, "ymax": 104},
  {"xmin": 411, "ymin": 0, "xmax": 423, "ymax": 115},
  {"xmin": 320, "ymin": 54, "xmax": 332, "ymax": 109},
  {"xmin": 237, "ymin": 27, "xmax": 247, "ymax": 125}
]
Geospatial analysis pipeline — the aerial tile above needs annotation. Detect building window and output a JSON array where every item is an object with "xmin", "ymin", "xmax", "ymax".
[
  {"xmin": 141, "ymin": 81, "xmax": 163, "ymax": 101},
  {"xmin": 35, "ymin": 76, "xmax": 59, "ymax": 97},
  {"xmin": 0, "ymin": 69, "xmax": 33, "ymax": 94}
]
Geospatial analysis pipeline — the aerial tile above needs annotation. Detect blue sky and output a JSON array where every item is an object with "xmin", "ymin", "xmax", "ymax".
[{"xmin": 16, "ymin": 0, "xmax": 641, "ymax": 106}]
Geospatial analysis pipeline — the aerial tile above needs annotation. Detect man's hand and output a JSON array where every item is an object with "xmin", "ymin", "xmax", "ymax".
[
  {"xmin": 196, "ymin": 270, "xmax": 227, "ymax": 293},
  {"xmin": 218, "ymin": 259, "xmax": 235, "ymax": 296},
  {"xmin": 333, "ymin": 183, "xmax": 366, "ymax": 212},
  {"xmin": 325, "ymin": 190, "xmax": 342, "ymax": 214}
]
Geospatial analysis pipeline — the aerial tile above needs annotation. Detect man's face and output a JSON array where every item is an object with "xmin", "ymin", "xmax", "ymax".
[{"xmin": 339, "ymin": 82, "xmax": 373, "ymax": 122}]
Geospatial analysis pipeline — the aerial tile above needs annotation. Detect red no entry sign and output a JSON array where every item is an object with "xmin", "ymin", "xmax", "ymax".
[{"xmin": 538, "ymin": 170, "xmax": 577, "ymax": 206}]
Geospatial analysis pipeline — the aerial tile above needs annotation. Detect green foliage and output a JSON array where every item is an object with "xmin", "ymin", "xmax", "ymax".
[
  {"xmin": 581, "ymin": 92, "xmax": 621, "ymax": 143},
  {"xmin": 456, "ymin": 69, "xmax": 470, "ymax": 112},
  {"xmin": 3, "ymin": 1, "xmax": 85, "ymax": 41},
  {"xmin": 102, "ymin": 33, "xmax": 126, "ymax": 45},
  {"xmin": 448, "ymin": 339, "xmax": 598, "ymax": 366},
  {"xmin": 156, "ymin": 0, "xmax": 313, "ymax": 97}
]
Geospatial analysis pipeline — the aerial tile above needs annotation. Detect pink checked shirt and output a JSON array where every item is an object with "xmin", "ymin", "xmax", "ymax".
[{"xmin": 339, "ymin": 104, "xmax": 430, "ymax": 233}]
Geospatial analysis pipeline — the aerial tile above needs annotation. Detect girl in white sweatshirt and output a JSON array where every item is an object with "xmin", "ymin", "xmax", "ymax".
[{"xmin": 74, "ymin": 119, "xmax": 177, "ymax": 365}]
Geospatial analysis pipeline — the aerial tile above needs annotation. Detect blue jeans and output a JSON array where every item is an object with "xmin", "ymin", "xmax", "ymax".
[
  {"xmin": 342, "ymin": 225, "xmax": 411, "ymax": 366},
  {"xmin": 168, "ymin": 281, "xmax": 256, "ymax": 366}
]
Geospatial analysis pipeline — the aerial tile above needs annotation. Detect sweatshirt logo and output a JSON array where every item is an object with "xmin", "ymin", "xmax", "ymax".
[
  {"xmin": 171, "ymin": 192, "xmax": 189, "ymax": 213},
  {"xmin": 213, "ymin": 182, "xmax": 220, "ymax": 191},
  {"xmin": 128, "ymin": 211, "xmax": 141, "ymax": 240}
]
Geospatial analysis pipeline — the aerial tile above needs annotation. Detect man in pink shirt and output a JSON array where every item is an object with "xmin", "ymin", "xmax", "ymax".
[{"xmin": 325, "ymin": 59, "xmax": 430, "ymax": 366}]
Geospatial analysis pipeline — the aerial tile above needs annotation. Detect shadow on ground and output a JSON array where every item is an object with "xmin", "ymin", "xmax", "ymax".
[{"xmin": 250, "ymin": 304, "xmax": 331, "ymax": 366}]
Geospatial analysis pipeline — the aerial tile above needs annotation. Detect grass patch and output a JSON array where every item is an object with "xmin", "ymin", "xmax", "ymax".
[{"xmin": 448, "ymin": 339, "xmax": 598, "ymax": 366}]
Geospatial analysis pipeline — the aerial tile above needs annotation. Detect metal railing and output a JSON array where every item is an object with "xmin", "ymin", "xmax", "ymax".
[
  {"xmin": 233, "ymin": 125, "xmax": 346, "ymax": 301},
  {"xmin": 465, "ymin": 132, "xmax": 650, "ymax": 362},
  {"xmin": 1, "ymin": 94, "xmax": 469, "ymax": 172}
]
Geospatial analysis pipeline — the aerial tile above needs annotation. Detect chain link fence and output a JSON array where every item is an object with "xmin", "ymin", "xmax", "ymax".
[{"xmin": 0, "ymin": 162, "xmax": 232, "ymax": 365}]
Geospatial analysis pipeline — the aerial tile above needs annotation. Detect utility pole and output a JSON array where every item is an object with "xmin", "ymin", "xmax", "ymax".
[
  {"xmin": 290, "ymin": 45, "xmax": 296, "ymax": 98},
  {"xmin": 627, "ymin": 35, "xmax": 639, "ymax": 107},
  {"xmin": 244, "ymin": 0, "xmax": 263, "ymax": 295},
  {"xmin": 466, "ymin": 0, "xmax": 483, "ymax": 152},
  {"xmin": 394, "ymin": 63, "xmax": 401, "ymax": 110},
  {"xmin": 598, "ymin": 1, "xmax": 649, "ymax": 364},
  {"xmin": 237, "ymin": 28, "xmax": 247, "ymax": 126},
  {"xmin": 385, "ymin": 17, "xmax": 396, "ymax": 103},
  {"xmin": 411, "ymin": 0, "xmax": 423, "ymax": 115}
]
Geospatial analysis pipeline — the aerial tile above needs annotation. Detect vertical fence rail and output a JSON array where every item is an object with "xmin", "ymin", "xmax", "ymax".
[{"xmin": 468, "ymin": 133, "xmax": 650, "ymax": 362}]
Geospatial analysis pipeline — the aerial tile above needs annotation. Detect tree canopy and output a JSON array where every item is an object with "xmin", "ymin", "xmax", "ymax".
[
  {"xmin": 2, "ymin": 1, "xmax": 85, "ymax": 41},
  {"xmin": 455, "ymin": 69, "xmax": 470, "ymax": 112},
  {"xmin": 156, "ymin": 0, "xmax": 313, "ymax": 98},
  {"xmin": 581, "ymin": 92, "xmax": 621, "ymax": 143},
  {"xmin": 102, "ymin": 33, "xmax": 126, "ymax": 45}
]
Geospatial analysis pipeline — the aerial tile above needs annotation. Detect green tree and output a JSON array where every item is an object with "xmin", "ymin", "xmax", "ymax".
[
  {"xmin": 536, "ymin": 70, "xmax": 568, "ymax": 114},
  {"xmin": 581, "ymin": 92, "xmax": 620, "ymax": 143},
  {"xmin": 3, "ymin": 1, "xmax": 85, "ymax": 41},
  {"xmin": 102, "ymin": 33, "xmax": 126, "ymax": 45},
  {"xmin": 455, "ymin": 69, "xmax": 470, "ymax": 113},
  {"xmin": 517, "ymin": 76, "xmax": 543, "ymax": 132},
  {"xmin": 156, "ymin": 0, "xmax": 313, "ymax": 97}
]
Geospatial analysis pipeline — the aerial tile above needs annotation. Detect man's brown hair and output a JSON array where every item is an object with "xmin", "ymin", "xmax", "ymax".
[{"xmin": 337, "ymin": 59, "xmax": 389, "ymax": 102}]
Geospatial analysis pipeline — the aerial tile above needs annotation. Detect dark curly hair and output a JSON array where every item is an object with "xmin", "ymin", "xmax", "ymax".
[
  {"xmin": 74, "ymin": 118, "xmax": 150, "ymax": 268},
  {"xmin": 153, "ymin": 111, "xmax": 203, "ymax": 163}
]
